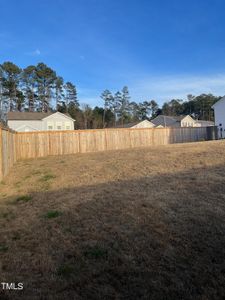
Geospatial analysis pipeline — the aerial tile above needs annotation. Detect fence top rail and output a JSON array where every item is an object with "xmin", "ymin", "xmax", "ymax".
[{"xmin": 15, "ymin": 126, "xmax": 209, "ymax": 135}]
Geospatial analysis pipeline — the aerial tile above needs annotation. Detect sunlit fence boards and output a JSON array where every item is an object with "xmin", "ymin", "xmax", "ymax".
[{"xmin": 0, "ymin": 126, "xmax": 217, "ymax": 180}]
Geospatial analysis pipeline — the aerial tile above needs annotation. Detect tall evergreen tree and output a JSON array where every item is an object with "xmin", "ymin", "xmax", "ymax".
[
  {"xmin": 0, "ymin": 65, "xmax": 8, "ymax": 122},
  {"xmin": 22, "ymin": 65, "xmax": 37, "ymax": 111},
  {"xmin": 149, "ymin": 100, "xmax": 159, "ymax": 118},
  {"xmin": 100, "ymin": 89, "xmax": 113, "ymax": 128},
  {"xmin": 35, "ymin": 63, "xmax": 56, "ymax": 112},
  {"xmin": 162, "ymin": 99, "xmax": 183, "ymax": 116},
  {"xmin": 114, "ymin": 91, "xmax": 122, "ymax": 126},
  {"xmin": 82, "ymin": 103, "xmax": 93, "ymax": 129},
  {"xmin": 1, "ymin": 62, "xmax": 21, "ymax": 111},
  {"xmin": 92, "ymin": 106, "xmax": 104, "ymax": 128},
  {"xmin": 64, "ymin": 82, "xmax": 78, "ymax": 110},
  {"xmin": 55, "ymin": 76, "xmax": 64, "ymax": 110},
  {"xmin": 129, "ymin": 101, "xmax": 141, "ymax": 121},
  {"xmin": 118, "ymin": 86, "xmax": 130, "ymax": 126}
]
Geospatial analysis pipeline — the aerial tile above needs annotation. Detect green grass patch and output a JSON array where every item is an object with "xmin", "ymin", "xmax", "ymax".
[
  {"xmin": 39, "ymin": 173, "xmax": 56, "ymax": 182},
  {"xmin": 57, "ymin": 264, "xmax": 74, "ymax": 278},
  {"xmin": 84, "ymin": 245, "xmax": 108, "ymax": 259},
  {"xmin": 0, "ymin": 244, "xmax": 8, "ymax": 252},
  {"xmin": 44, "ymin": 210, "xmax": 62, "ymax": 219},
  {"xmin": 15, "ymin": 195, "xmax": 32, "ymax": 203},
  {"xmin": 0, "ymin": 211, "xmax": 15, "ymax": 220}
]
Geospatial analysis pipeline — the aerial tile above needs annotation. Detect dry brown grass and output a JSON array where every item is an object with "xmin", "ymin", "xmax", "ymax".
[{"xmin": 1, "ymin": 140, "xmax": 225, "ymax": 299}]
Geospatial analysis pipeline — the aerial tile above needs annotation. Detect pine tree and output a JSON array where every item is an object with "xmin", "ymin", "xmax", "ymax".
[
  {"xmin": 1, "ymin": 62, "xmax": 21, "ymax": 111},
  {"xmin": 22, "ymin": 65, "xmax": 37, "ymax": 111},
  {"xmin": 55, "ymin": 76, "xmax": 64, "ymax": 110},
  {"xmin": 113, "ymin": 91, "xmax": 122, "ymax": 126},
  {"xmin": 64, "ymin": 82, "xmax": 78, "ymax": 111},
  {"xmin": 0, "ymin": 65, "xmax": 7, "ymax": 122},
  {"xmin": 35, "ymin": 63, "xmax": 56, "ymax": 112},
  {"xmin": 149, "ymin": 100, "xmax": 159, "ymax": 118},
  {"xmin": 118, "ymin": 86, "xmax": 130, "ymax": 126},
  {"xmin": 82, "ymin": 103, "xmax": 93, "ymax": 129},
  {"xmin": 100, "ymin": 89, "xmax": 113, "ymax": 128}
]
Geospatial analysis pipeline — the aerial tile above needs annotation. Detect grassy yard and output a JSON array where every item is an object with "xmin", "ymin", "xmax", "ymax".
[{"xmin": 1, "ymin": 141, "xmax": 225, "ymax": 299}]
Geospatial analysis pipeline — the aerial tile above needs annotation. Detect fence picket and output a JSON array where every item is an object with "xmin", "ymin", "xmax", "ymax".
[{"xmin": 0, "ymin": 126, "xmax": 217, "ymax": 180}]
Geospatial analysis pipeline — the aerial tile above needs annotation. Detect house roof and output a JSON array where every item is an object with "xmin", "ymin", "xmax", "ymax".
[
  {"xmin": 7, "ymin": 111, "xmax": 74, "ymax": 121},
  {"xmin": 172, "ymin": 115, "xmax": 188, "ymax": 121},
  {"xmin": 8, "ymin": 112, "xmax": 53, "ymax": 120},
  {"xmin": 151, "ymin": 115, "xmax": 194, "ymax": 127},
  {"xmin": 151, "ymin": 115, "xmax": 177, "ymax": 127}
]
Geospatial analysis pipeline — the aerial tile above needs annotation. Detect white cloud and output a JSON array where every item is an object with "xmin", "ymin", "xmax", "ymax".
[
  {"xmin": 33, "ymin": 49, "xmax": 41, "ymax": 56},
  {"xmin": 26, "ymin": 49, "xmax": 41, "ymax": 56},
  {"xmin": 129, "ymin": 74, "xmax": 225, "ymax": 104},
  {"xmin": 71, "ymin": 74, "xmax": 225, "ymax": 108}
]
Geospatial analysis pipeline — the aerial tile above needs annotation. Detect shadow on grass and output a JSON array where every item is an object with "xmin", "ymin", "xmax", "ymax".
[{"xmin": 1, "ymin": 164, "xmax": 225, "ymax": 300}]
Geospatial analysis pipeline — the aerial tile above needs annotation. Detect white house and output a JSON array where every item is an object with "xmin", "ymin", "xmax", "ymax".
[
  {"xmin": 7, "ymin": 111, "xmax": 75, "ymax": 132},
  {"xmin": 212, "ymin": 96, "xmax": 225, "ymax": 138},
  {"xmin": 195, "ymin": 120, "xmax": 214, "ymax": 127},
  {"xmin": 130, "ymin": 120, "xmax": 155, "ymax": 128},
  {"xmin": 115, "ymin": 120, "xmax": 155, "ymax": 128}
]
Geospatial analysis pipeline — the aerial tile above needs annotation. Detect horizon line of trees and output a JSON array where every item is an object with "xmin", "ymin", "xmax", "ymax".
[
  {"xmin": 0, "ymin": 61, "xmax": 221, "ymax": 129},
  {"xmin": 0, "ymin": 61, "xmax": 78, "ymax": 114}
]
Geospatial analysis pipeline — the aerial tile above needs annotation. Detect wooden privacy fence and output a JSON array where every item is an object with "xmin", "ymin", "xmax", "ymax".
[
  {"xmin": 0, "ymin": 127, "xmax": 17, "ymax": 180},
  {"xmin": 0, "ymin": 126, "xmax": 218, "ymax": 180}
]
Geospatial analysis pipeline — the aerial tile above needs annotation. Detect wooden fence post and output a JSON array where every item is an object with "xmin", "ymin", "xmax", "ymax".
[{"xmin": 104, "ymin": 129, "xmax": 107, "ymax": 151}]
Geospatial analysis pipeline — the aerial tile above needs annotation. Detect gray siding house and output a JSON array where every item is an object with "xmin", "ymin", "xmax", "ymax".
[
  {"xmin": 8, "ymin": 112, "xmax": 75, "ymax": 132},
  {"xmin": 151, "ymin": 115, "xmax": 214, "ymax": 128},
  {"xmin": 151, "ymin": 115, "xmax": 197, "ymax": 127}
]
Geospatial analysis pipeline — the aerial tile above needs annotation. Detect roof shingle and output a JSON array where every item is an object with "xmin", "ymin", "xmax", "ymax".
[{"xmin": 7, "ymin": 112, "xmax": 53, "ymax": 120}]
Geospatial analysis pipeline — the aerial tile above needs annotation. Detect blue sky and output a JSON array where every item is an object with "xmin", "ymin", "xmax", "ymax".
[{"xmin": 1, "ymin": 0, "xmax": 225, "ymax": 106}]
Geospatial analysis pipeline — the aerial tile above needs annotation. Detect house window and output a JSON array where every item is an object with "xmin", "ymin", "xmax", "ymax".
[
  {"xmin": 47, "ymin": 122, "xmax": 54, "ymax": 130},
  {"xmin": 65, "ymin": 122, "xmax": 71, "ymax": 130},
  {"xmin": 56, "ymin": 122, "xmax": 62, "ymax": 130}
]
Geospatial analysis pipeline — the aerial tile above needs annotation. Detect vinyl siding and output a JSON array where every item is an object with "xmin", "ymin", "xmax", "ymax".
[
  {"xmin": 42, "ymin": 113, "xmax": 74, "ymax": 130},
  {"xmin": 213, "ymin": 100, "xmax": 225, "ymax": 138},
  {"xmin": 8, "ymin": 120, "xmax": 43, "ymax": 131},
  {"xmin": 8, "ymin": 112, "xmax": 74, "ymax": 132}
]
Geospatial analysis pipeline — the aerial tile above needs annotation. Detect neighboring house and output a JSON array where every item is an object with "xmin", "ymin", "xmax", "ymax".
[
  {"xmin": 195, "ymin": 120, "xmax": 214, "ymax": 127},
  {"xmin": 7, "ymin": 111, "xmax": 75, "ymax": 132},
  {"xmin": 151, "ymin": 115, "xmax": 197, "ymax": 128},
  {"xmin": 212, "ymin": 96, "xmax": 225, "ymax": 138},
  {"xmin": 115, "ymin": 120, "xmax": 155, "ymax": 128}
]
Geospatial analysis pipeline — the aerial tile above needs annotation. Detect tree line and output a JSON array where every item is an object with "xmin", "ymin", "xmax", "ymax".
[
  {"xmin": 0, "ymin": 61, "xmax": 78, "ymax": 115},
  {"xmin": 0, "ymin": 61, "xmax": 221, "ymax": 129}
]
